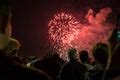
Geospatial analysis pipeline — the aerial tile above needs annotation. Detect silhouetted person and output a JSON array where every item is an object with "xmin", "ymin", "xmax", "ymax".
[
  {"xmin": 0, "ymin": 1, "xmax": 51, "ymax": 79},
  {"xmin": 32, "ymin": 53, "xmax": 61, "ymax": 80},
  {"xmin": 86, "ymin": 43, "xmax": 109, "ymax": 80},
  {"xmin": 79, "ymin": 50, "xmax": 94, "ymax": 70},
  {"xmin": 0, "ymin": 50, "xmax": 51, "ymax": 80},
  {"xmin": 52, "ymin": 53, "xmax": 65, "ymax": 66},
  {"xmin": 93, "ymin": 43, "xmax": 109, "ymax": 67},
  {"xmin": 59, "ymin": 48, "xmax": 87, "ymax": 80},
  {"xmin": 1, "ymin": 37, "xmax": 23, "ymax": 65},
  {"xmin": 0, "ymin": 0, "xmax": 21, "ymax": 57},
  {"xmin": 0, "ymin": 0, "xmax": 11, "ymax": 51},
  {"xmin": 79, "ymin": 50, "xmax": 89, "ymax": 63},
  {"xmin": 3, "ymin": 38, "xmax": 21, "ymax": 56}
]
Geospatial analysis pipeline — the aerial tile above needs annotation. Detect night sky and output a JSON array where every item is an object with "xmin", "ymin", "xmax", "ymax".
[{"xmin": 10, "ymin": 0, "xmax": 120, "ymax": 57}]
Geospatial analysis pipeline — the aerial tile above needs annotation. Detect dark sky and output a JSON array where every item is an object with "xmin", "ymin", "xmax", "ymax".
[{"xmin": 10, "ymin": 0, "xmax": 120, "ymax": 57}]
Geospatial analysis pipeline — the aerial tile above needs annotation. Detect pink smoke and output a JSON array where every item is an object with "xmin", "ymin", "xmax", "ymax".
[
  {"xmin": 48, "ymin": 7, "xmax": 114, "ymax": 60},
  {"xmin": 86, "ymin": 8, "xmax": 112, "ymax": 25}
]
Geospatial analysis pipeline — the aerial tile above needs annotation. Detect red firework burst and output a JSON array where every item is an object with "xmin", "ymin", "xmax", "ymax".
[{"xmin": 48, "ymin": 12, "xmax": 81, "ymax": 58}]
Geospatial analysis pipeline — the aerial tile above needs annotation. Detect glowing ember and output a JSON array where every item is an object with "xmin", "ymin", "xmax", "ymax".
[{"xmin": 48, "ymin": 8, "xmax": 114, "ymax": 60}]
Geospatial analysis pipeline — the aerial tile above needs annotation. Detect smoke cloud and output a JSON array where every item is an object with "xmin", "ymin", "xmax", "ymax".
[{"xmin": 86, "ymin": 8, "xmax": 112, "ymax": 25}]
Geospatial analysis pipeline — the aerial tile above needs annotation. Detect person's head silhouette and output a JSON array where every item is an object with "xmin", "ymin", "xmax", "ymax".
[
  {"xmin": 79, "ymin": 50, "xmax": 89, "ymax": 63},
  {"xmin": 68, "ymin": 48, "xmax": 78, "ymax": 61},
  {"xmin": 92, "ymin": 43, "xmax": 108, "ymax": 67}
]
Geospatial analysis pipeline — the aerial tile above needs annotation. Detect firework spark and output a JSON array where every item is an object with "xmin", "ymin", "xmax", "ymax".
[{"xmin": 48, "ymin": 12, "xmax": 81, "ymax": 58}]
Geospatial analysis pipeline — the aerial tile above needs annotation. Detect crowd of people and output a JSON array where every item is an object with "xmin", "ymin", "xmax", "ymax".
[
  {"xmin": 0, "ymin": 0, "xmax": 120, "ymax": 80},
  {"xmin": 0, "ymin": 35, "xmax": 120, "ymax": 80}
]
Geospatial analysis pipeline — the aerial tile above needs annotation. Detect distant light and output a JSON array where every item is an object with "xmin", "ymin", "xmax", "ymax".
[{"xmin": 117, "ymin": 31, "xmax": 120, "ymax": 40}]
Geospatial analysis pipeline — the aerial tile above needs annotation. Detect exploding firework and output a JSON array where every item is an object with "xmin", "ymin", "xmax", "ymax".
[
  {"xmin": 48, "ymin": 12, "xmax": 81, "ymax": 58},
  {"xmin": 48, "ymin": 8, "xmax": 114, "ymax": 60}
]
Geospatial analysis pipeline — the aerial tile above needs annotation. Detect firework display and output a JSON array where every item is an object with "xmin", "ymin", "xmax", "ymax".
[
  {"xmin": 48, "ymin": 8, "xmax": 113, "ymax": 60},
  {"xmin": 48, "ymin": 12, "xmax": 81, "ymax": 59}
]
